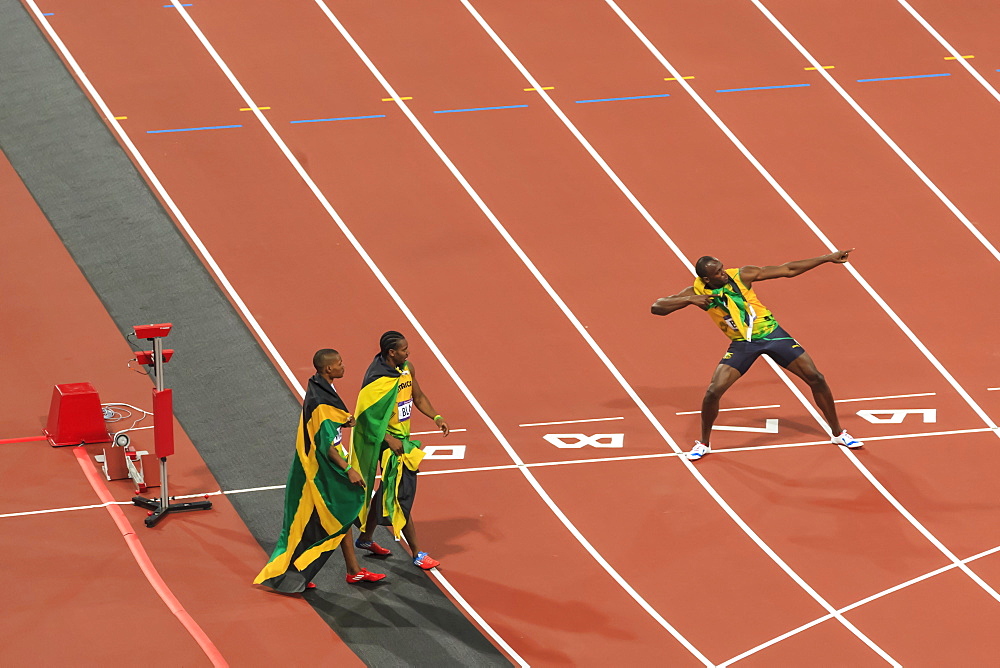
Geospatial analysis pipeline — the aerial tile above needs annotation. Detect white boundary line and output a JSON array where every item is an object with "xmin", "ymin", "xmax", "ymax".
[
  {"xmin": 603, "ymin": 0, "xmax": 1000, "ymax": 609},
  {"xmin": 21, "ymin": 2, "xmax": 306, "ymax": 397},
  {"xmin": 750, "ymin": 0, "xmax": 1000, "ymax": 263},
  {"xmin": 456, "ymin": 1, "xmax": 902, "ymax": 661},
  {"xmin": 518, "ymin": 416, "xmax": 624, "ymax": 427},
  {"xmin": 835, "ymin": 392, "xmax": 936, "ymax": 403},
  {"xmin": 304, "ymin": 2, "xmax": 707, "ymax": 662},
  {"xmin": 24, "ymin": 3, "xmax": 523, "ymax": 663},
  {"xmin": 720, "ymin": 541, "xmax": 1000, "ymax": 666},
  {"xmin": 894, "ymin": 0, "xmax": 1000, "ymax": 105},
  {"xmin": 676, "ymin": 404, "xmax": 780, "ymax": 415},
  {"xmin": 9, "ymin": 425, "xmax": 995, "ymax": 519}
]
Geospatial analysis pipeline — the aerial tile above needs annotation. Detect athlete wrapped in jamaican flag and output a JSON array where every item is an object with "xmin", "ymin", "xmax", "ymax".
[
  {"xmin": 255, "ymin": 350, "xmax": 385, "ymax": 593},
  {"xmin": 352, "ymin": 351, "xmax": 425, "ymax": 539},
  {"xmin": 352, "ymin": 332, "xmax": 447, "ymax": 570}
]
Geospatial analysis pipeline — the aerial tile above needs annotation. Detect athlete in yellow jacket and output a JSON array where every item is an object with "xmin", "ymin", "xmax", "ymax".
[{"xmin": 651, "ymin": 250, "xmax": 863, "ymax": 460}]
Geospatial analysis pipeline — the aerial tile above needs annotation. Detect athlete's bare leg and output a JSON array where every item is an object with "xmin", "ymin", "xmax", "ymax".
[
  {"xmin": 701, "ymin": 364, "xmax": 743, "ymax": 445},
  {"xmin": 340, "ymin": 527, "xmax": 362, "ymax": 575},
  {"xmin": 358, "ymin": 491, "xmax": 380, "ymax": 544},
  {"xmin": 401, "ymin": 518, "xmax": 420, "ymax": 556},
  {"xmin": 783, "ymin": 352, "xmax": 843, "ymax": 435}
]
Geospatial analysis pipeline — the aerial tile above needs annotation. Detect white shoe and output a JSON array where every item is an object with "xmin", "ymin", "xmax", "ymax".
[
  {"xmin": 686, "ymin": 441, "xmax": 710, "ymax": 460},
  {"xmin": 832, "ymin": 430, "xmax": 864, "ymax": 449}
]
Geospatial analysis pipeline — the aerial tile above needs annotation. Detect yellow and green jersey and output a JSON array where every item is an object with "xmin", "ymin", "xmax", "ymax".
[{"xmin": 693, "ymin": 268, "xmax": 778, "ymax": 342}]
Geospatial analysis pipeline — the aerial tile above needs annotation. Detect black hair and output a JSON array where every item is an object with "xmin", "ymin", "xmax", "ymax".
[
  {"xmin": 695, "ymin": 256, "xmax": 721, "ymax": 279},
  {"xmin": 312, "ymin": 348, "xmax": 340, "ymax": 371},
  {"xmin": 379, "ymin": 331, "xmax": 406, "ymax": 356}
]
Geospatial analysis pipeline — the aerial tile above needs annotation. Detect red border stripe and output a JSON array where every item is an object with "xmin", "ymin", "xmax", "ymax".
[
  {"xmin": 0, "ymin": 435, "xmax": 48, "ymax": 444},
  {"xmin": 72, "ymin": 447, "xmax": 229, "ymax": 667}
]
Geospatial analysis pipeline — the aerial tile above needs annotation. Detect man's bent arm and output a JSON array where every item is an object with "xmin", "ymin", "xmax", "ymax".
[
  {"xmin": 651, "ymin": 286, "xmax": 710, "ymax": 315},
  {"xmin": 743, "ymin": 248, "xmax": 854, "ymax": 283}
]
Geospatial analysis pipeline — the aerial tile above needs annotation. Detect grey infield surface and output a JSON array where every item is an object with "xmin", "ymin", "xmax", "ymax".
[{"xmin": 0, "ymin": 2, "xmax": 509, "ymax": 665}]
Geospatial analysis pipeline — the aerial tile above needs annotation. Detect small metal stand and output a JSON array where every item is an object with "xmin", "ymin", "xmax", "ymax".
[{"xmin": 130, "ymin": 323, "xmax": 212, "ymax": 527}]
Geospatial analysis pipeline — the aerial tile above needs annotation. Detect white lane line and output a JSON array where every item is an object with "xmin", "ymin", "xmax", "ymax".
[
  {"xmin": 676, "ymin": 404, "xmax": 780, "ymax": 415},
  {"xmin": 750, "ymin": 0, "xmax": 1000, "ymax": 264},
  {"xmin": 719, "ymin": 541, "xmax": 1000, "ymax": 666},
  {"xmin": 894, "ymin": 0, "xmax": 1000, "ymax": 105},
  {"xmin": 988, "ymin": 387, "xmax": 999, "ymax": 391},
  {"xmin": 306, "ymin": 2, "xmax": 705, "ymax": 662},
  {"xmin": 27, "ymin": 1, "xmax": 518, "ymax": 661},
  {"xmin": 518, "ymin": 417, "xmax": 624, "ymax": 427},
  {"xmin": 22, "ymin": 3, "xmax": 306, "ymax": 398},
  {"xmin": 607, "ymin": 0, "xmax": 1000, "ymax": 612},
  {"xmin": 835, "ymin": 392, "xmax": 936, "ymax": 403},
  {"xmin": 10, "ymin": 426, "xmax": 994, "ymax": 519},
  {"xmin": 453, "ymin": 1, "xmax": 890, "ymax": 662}
]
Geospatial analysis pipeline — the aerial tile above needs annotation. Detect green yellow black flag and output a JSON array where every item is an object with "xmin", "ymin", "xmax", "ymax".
[
  {"xmin": 352, "ymin": 354, "xmax": 424, "ymax": 536},
  {"xmin": 254, "ymin": 375, "xmax": 364, "ymax": 593}
]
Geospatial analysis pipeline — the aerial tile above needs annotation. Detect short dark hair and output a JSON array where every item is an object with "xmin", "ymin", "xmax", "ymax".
[
  {"xmin": 695, "ymin": 256, "xmax": 720, "ymax": 279},
  {"xmin": 379, "ymin": 331, "xmax": 406, "ymax": 356},
  {"xmin": 312, "ymin": 348, "xmax": 340, "ymax": 371}
]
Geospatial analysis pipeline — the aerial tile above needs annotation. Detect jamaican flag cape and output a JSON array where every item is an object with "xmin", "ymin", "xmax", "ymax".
[
  {"xmin": 254, "ymin": 374, "xmax": 364, "ymax": 593},
  {"xmin": 693, "ymin": 267, "xmax": 777, "ymax": 342},
  {"xmin": 352, "ymin": 354, "xmax": 425, "ymax": 536}
]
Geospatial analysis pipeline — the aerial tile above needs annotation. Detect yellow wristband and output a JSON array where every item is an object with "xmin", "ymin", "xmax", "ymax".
[{"xmin": 433, "ymin": 414, "xmax": 442, "ymax": 421}]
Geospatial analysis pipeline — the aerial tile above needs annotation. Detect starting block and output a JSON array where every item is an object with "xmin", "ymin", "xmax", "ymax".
[{"xmin": 94, "ymin": 428, "xmax": 161, "ymax": 494}]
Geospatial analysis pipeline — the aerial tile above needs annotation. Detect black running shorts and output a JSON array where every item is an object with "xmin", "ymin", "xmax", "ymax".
[{"xmin": 718, "ymin": 325, "xmax": 806, "ymax": 375}]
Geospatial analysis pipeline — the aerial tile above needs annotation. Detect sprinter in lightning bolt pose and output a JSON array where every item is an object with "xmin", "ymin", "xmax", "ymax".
[{"xmin": 651, "ymin": 251, "xmax": 863, "ymax": 460}]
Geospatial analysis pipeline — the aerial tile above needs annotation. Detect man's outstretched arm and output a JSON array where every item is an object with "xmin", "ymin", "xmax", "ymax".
[
  {"xmin": 651, "ymin": 286, "xmax": 713, "ymax": 315},
  {"xmin": 741, "ymin": 248, "xmax": 855, "ymax": 284}
]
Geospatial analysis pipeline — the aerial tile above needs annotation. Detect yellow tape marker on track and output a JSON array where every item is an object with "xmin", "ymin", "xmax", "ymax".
[
  {"xmin": 804, "ymin": 65, "xmax": 835, "ymax": 70},
  {"xmin": 523, "ymin": 87, "xmax": 555, "ymax": 91},
  {"xmin": 664, "ymin": 76, "xmax": 695, "ymax": 81},
  {"xmin": 114, "ymin": 116, "xmax": 127, "ymax": 120},
  {"xmin": 382, "ymin": 97, "xmax": 413, "ymax": 101},
  {"xmin": 944, "ymin": 55, "xmax": 974, "ymax": 60},
  {"xmin": 239, "ymin": 106, "xmax": 271, "ymax": 111}
]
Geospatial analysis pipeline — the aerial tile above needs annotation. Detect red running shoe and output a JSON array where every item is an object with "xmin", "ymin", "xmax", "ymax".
[
  {"xmin": 346, "ymin": 568, "xmax": 386, "ymax": 584},
  {"xmin": 355, "ymin": 539, "xmax": 391, "ymax": 556},
  {"xmin": 413, "ymin": 552, "xmax": 440, "ymax": 570}
]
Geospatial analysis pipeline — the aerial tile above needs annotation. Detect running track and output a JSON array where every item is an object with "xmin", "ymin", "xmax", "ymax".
[{"xmin": 13, "ymin": 0, "xmax": 1000, "ymax": 664}]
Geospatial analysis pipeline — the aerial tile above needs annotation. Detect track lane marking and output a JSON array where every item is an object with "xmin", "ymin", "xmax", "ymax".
[
  {"xmin": 518, "ymin": 416, "xmax": 624, "ymax": 427},
  {"xmin": 896, "ymin": 0, "xmax": 1000, "ymax": 104},
  {"xmin": 719, "ymin": 541, "xmax": 1000, "ymax": 666},
  {"xmin": 751, "ymin": 0, "xmax": 1000, "ymax": 264},
  {"xmin": 306, "ymin": 1, "xmax": 704, "ymax": 661},
  {"xmin": 23, "ymin": 3, "xmax": 522, "ymax": 663},
  {"xmin": 676, "ymin": 404, "xmax": 780, "ymax": 415},
  {"xmin": 607, "ymin": 0, "xmax": 1000, "ymax": 614},
  {"xmin": 9, "ymin": 425, "xmax": 996, "ymax": 519},
  {"xmin": 21, "ymin": 1, "xmax": 307, "ymax": 397},
  {"xmin": 411, "ymin": 1, "xmax": 903, "ymax": 662}
]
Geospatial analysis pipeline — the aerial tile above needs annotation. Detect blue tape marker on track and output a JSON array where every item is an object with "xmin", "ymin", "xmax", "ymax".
[
  {"xmin": 163, "ymin": 3, "xmax": 193, "ymax": 7},
  {"xmin": 433, "ymin": 104, "xmax": 528, "ymax": 114},
  {"xmin": 575, "ymin": 93, "xmax": 671, "ymax": 104},
  {"xmin": 146, "ymin": 124, "xmax": 242, "ymax": 134},
  {"xmin": 716, "ymin": 83, "xmax": 810, "ymax": 93},
  {"xmin": 857, "ymin": 73, "xmax": 951, "ymax": 82},
  {"xmin": 42, "ymin": 12, "xmax": 54, "ymax": 15},
  {"xmin": 289, "ymin": 114, "xmax": 386, "ymax": 124}
]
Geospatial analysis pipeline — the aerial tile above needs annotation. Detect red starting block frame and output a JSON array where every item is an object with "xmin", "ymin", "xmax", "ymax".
[{"xmin": 129, "ymin": 323, "xmax": 212, "ymax": 527}]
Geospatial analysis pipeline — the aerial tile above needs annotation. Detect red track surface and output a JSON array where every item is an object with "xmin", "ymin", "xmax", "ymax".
[
  {"xmin": 13, "ymin": 1, "xmax": 1000, "ymax": 664},
  {"xmin": 1, "ymin": 153, "xmax": 359, "ymax": 665}
]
